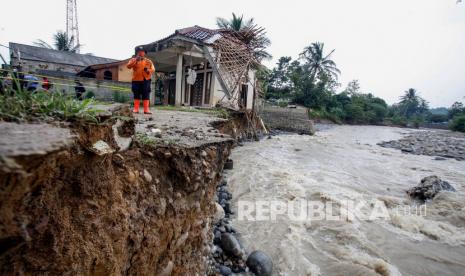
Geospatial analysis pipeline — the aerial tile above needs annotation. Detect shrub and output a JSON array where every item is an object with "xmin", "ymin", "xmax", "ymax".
[
  {"xmin": 112, "ymin": 91, "xmax": 131, "ymax": 103},
  {"xmin": 389, "ymin": 115, "xmax": 407, "ymax": 127},
  {"xmin": 412, "ymin": 117, "xmax": 424, "ymax": 129},
  {"xmin": 345, "ymin": 103, "xmax": 365, "ymax": 123},
  {"xmin": 450, "ymin": 115, "xmax": 465, "ymax": 132},
  {"xmin": 328, "ymin": 107, "xmax": 345, "ymax": 122},
  {"xmin": 85, "ymin": 91, "xmax": 95, "ymax": 99},
  {"xmin": 428, "ymin": 113, "xmax": 448, "ymax": 123}
]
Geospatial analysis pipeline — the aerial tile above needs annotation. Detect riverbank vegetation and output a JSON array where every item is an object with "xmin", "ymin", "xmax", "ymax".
[
  {"xmin": 262, "ymin": 43, "xmax": 465, "ymax": 132},
  {"xmin": 0, "ymin": 81, "xmax": 99, "ymax": 122}
]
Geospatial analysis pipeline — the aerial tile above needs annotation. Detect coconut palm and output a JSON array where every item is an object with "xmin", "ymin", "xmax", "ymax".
[
  {"xmin": 216, "ymin": 13, "xmax": 254, "ymax": 31},
  {"xmin": 34, "ymin": 31, "xmax": 81, "ymax": 53},
  {"xmin": 300, "ymin": 42, "xmax": 341, "ymax": 80},
  {"xmin": 399, "ymin": 88, "xmax": 419, "ymax": 104},
  {"xmin": 398, "ymin": 88, "xmax": 429, "ymax": 117},
  {"xmin": 216, "ymin": 13, "xmax": 272, "ymax": 61}
]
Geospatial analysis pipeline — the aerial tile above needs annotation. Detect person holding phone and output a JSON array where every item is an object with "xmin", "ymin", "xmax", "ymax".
[{"xmin": 127, "ymin": 46, "xmax": 155, "ymax": 114}]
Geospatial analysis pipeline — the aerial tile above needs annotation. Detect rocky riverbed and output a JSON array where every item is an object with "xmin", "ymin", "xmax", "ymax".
[{"xmin": 378, "ymin": 129, "xmax": 465, "ymax": 161}]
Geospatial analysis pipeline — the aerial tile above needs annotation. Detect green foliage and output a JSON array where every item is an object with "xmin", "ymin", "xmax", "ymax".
[
  {"xmin": 448, "ymin": 102, "xmax": 464, "ymax": 119},
  {"xmin": 112, "ymin": 91, "xmax": 131, "ymax": 103},
  {"xmin": 34, "ymin": 30, "xmax": 81, "ymax": 52},
  {"xmin": 0, "ymin": 82, "xmax": 99, "ymax": 122},
  {"xmin": 389, "ymin": 115, "xmax": 408, "ymax": 127},
  {"xmin": 430, "ymin": 107, "xmax": 448, "ymax": 115},
  {"xmin": 85, "ymin": 91, "xmax": 95, "ymax": 99},
  {"xmin": 264, "ymin": 41, "xmax": 460, "ymax": 128},
  {"xmin": 278, "ymin": 101, "xmax": 289, "ymax": 108},
  {"xmin": 397, "ymin": 88, "xmax": 429, "ymax": 118},
  {"xmin": 216, "ymin": 13, "xmax": 271, "ymax": 61},
  {"xmin": 135, "ymin": 133, "xmax": 158, "ymax": 146},
  {"xmin": 216, "ymin": 13, "xmax": 254, "ymax": 31},
  {"xmin": 344, "ymin": 103, "xmax": 365, "ymax": 123},
  {"xmin": 450, "ymin": 115, "xmax": 465, "ymax": 132},
  {"xmin": 427, "ymin": 113, "xmax": 448, "ymax": 123},
  {"xmin": 300, "ymin": 42, "xmax": 341, "ymax": 80},
  {"xmin": 412, "ymin": 116, "xmax": 424, "ymax": 129}
]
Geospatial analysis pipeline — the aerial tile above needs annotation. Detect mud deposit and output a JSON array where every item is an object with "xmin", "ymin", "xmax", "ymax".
[{"xmin": 227, "ymin": 125, "xmax": 465, "ymax": 275}]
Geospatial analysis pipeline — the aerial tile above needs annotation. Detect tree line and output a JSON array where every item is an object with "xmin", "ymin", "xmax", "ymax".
[{"xmin": 260, "ymin": 43, "xmax": 465, "ymax": 132}]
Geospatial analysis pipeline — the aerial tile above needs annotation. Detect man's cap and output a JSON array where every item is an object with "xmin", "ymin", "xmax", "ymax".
[{"xmin": 135, "ymin": 46, "xmax": 147, "ymax": 53}]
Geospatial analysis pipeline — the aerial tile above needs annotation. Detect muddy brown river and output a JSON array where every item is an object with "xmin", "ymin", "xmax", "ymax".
[{"xmin": 226, "ymin": 125, "xmax": 465, "ymax": 276}]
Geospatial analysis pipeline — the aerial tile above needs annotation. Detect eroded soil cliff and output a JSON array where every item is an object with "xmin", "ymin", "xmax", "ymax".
[{"xmin": 0, "ymin": 106, "xmax": 239, "ymax": 275}]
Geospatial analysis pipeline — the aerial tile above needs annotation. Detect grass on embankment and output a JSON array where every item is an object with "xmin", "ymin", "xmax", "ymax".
[{"xmin": 0, "ymin": 82, "xmax": 100, "ymax": 123}]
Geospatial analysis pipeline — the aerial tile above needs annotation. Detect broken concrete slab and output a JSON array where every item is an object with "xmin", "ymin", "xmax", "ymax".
[{"xmin": 0, "ymin": 122, "xmax": 75, "ymax": 158}]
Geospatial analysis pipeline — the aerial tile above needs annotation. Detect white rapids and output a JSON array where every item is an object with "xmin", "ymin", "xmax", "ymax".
[{"xmin": 226, "ymin": 125, "xmax": 465, "ymax": 276}]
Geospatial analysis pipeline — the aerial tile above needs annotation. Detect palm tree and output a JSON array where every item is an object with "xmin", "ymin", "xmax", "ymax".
[
  {"xmin": 300, "ymin": 42, "xmax": 340, "ymax": 80},
  {"xmin": 216, "ymin": 13, "xmax": 272, "ymax": 61},
  {"xmin": 399, "ymin": 88, "xmax": 429, "ymax": 117},
  {"xmin": 34, "ymin": 31, "xmax": 81, "ymax": 53},
  {"xmin": 399, "ymin": 88, "xmax": 419, "ymax": 104},
  {"xmin": 216, "ymin": 13, "xmax": 254, "ymax": 31}
]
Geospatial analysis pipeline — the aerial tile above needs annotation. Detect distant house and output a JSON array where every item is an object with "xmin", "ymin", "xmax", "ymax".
[
  {"xmin": 138, "ymin": 25, "xmax": 258, "ymax": 110},
  {"xmin": 77, "ymin": 59, "xmax": 132, "ymax": 82},
  {"xmin": 9, "ymin": 42, "xmax": 118, "ymax": 76}
]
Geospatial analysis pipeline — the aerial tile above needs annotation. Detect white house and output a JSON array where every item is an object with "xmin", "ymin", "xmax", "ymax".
[{"xmin": 139, "ymin": 26, "xmax": 257, "ymax": 110}]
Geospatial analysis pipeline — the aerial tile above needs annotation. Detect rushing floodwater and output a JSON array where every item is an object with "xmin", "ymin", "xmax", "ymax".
[{"xmin": 226, "ymin": 125, "xmax": 465, "ymax": 276}]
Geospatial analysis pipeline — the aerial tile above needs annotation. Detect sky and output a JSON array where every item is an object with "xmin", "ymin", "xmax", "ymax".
[{"xmin": 1, "ymin": 0, "xmax": 464, "ymax": 107}]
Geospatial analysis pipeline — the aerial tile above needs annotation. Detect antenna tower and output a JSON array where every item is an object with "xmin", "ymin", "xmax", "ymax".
[{"xmin": 66, "ymin": 0, "xmax": 80, "ymax": 52}]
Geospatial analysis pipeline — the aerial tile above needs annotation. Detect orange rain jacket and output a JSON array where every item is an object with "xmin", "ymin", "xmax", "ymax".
[{"xmin": 126, "ymin": 57, "xmax": 155, "ymax": 81}]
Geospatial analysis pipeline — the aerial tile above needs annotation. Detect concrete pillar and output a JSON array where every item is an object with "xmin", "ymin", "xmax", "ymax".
[{"xmin": 175, "ymin": 54, "xmax": 183, "ymax": 106}]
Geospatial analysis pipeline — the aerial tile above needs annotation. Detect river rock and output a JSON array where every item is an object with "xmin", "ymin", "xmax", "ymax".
[
  {"xmin": 143, "ymin": 169, "xmax": 152, "ymax": 182},
  {"xmin": 407, "ymin": 175, "xmax": 456, "ymax": 201},
  {"xmin": 218, "ymin": 265, "xmax": 232, "ymax": 275},
  {"xmin": 246, "ymin": 251, "xmax": 273, "ymax": 276},
  {"xmin": 213, "ymin": 230, "xmax": 222, "ymax": 244},
  {"xmin": 220, "ymin": 233, "xmax": 243, "ymax": 257},
  {"xmin": 213, "ymin": 202, "xmax": 225, "ymax": 224},
  {"xmin": 150, "ymin": 128, "xmax": 162, "ymax": 138}
]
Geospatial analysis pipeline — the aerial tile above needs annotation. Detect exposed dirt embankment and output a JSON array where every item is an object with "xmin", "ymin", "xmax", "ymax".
[{"xmin": 0, "ymin": 106, "xmax": 237, "ymax": 275}]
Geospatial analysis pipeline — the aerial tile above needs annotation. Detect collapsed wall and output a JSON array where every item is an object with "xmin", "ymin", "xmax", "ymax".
[
  {"xmin": 259, "ymin": 105, "xmax": 315, "ymax": 135},
  {"xmin": 0, "ymin": 106, "xmax": 235, "ymax": 275}
]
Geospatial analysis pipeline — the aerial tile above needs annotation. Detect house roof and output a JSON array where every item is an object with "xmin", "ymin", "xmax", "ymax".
[
  {"xmin": 9, "ymin": 42, "xmax": 118, "ymax": 67},
  {"xmin": 77, "ymin": 59, "xmax": 130, "ymax": 76},
  {"xmin": 86, "ymin": 59, "xmax": 130, "ymax": 70},
  {"xmin": 141, "ymin": 25, "xmax": 221, "ymax": 50},
  {"xmin": 175, "ymin": 26, "xmax": 219, "ymax": 42}
]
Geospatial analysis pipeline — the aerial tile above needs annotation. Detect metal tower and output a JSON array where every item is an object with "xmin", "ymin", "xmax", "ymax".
[{"xmin": 66, "ymin": 0, "xmax": 80, "ymax": 52}]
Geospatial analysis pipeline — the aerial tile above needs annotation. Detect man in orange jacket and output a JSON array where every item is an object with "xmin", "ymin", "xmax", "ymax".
[{"xmin": 127, "ymin": 46, "xmax": 155, "ymax": 114}]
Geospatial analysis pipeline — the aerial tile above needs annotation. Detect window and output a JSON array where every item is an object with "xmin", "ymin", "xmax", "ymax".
[{"xmin": 104, "ymin": 70, "xmax": 113, "ymax": 80}]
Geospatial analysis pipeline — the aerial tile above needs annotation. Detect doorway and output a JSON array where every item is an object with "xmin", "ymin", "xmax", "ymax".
[
  {"xmin": 166, "ymin": 79, "xmax": 176, "ymax": 105},
  {"xmin": 190, "ymin": 72, "xmax": 204, "ymax": 106}
]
